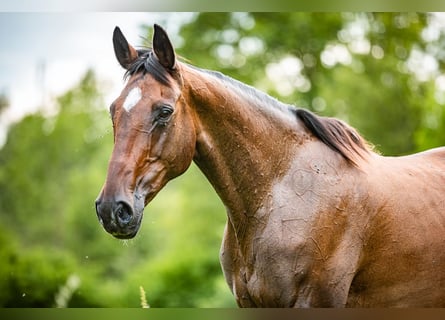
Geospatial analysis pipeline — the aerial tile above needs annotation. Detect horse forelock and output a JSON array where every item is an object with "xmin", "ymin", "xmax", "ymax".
[{"xmin": 124, "ymin": 49, "xmax": 172, "ymax": 85}]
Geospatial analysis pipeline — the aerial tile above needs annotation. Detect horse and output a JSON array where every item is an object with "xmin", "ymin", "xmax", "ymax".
[{"xmin": 95, "ymin": 24, "xmax": 445, "ymax": 307}]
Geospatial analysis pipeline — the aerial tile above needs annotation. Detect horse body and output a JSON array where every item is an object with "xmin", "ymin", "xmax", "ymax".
[
  {"xmin": 183, "ymin": 65, "xmax": 366, "ymax": 307},
  {"xmin": 182, "ymin": 62, "xmax": 445, "ymax": 307},
  {"xmin": 345, "ymin": 149, "xmax": 445, "ymax": 307},
  {"xmin": 95, "ymin": 25, "xmax": 445, "ymax": 307},
  {"xmin": 218, "ymin": 146, "xmax": 445, "ymax": 307}
]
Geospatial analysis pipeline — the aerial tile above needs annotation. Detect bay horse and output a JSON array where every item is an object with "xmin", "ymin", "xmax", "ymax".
[{"xmin": 95, "ymin": 24, "xmax": 445, "ymax": 307}]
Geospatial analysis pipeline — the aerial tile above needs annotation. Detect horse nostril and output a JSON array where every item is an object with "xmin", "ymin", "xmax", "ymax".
[
  {"xmin": 95, "ymin": 199, "xmax": 104, "ymax": 225},
  {"xmin": 95, "ymin": 199, "xmax": 101, "ymax": 214},
  {"xmin": 115, "ymin": 201, "xmax": 133, "ymax": 227}
]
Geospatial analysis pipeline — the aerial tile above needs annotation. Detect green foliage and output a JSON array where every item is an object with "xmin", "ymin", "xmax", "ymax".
[
  {"xmin": 0, "ymin": 71, "xmax": 114, "ymax": 307},
  {"xmin": 1, "ymin": 13, "xmax": 445, "ymax": 307},
  {"xmin": 0, "ymin": 226, "xmax": 77, "ymax": 307}
]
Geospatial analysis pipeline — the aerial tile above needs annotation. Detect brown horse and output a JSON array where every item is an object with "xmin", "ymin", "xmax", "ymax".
[{"xmin": 95, "ymin": 24, "xmax": 445, "ymax": 307}]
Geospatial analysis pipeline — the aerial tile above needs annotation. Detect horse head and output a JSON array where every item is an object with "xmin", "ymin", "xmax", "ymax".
[{"xmin": 95, "ymin": 25, "xmax": 196, "ymax": 239}]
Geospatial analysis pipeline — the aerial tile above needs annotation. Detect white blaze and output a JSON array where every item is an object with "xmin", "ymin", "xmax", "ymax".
[{"xmin": 123, "ymin": 87, "xmax": 142, "ymax": 112}]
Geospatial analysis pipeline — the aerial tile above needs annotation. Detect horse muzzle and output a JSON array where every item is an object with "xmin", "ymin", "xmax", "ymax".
[{"xmin": 95, "ymin": 195, "xmax": 143, "ymax": 239}]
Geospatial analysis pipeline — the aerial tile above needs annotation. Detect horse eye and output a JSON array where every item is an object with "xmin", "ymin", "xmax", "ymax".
[
  {"xmin": 155, "ymin": 105, "xmax": 174, "ymax": 123},
  {"xmin": 160, "ymin": 107, "xmax": 172, "ymax": 118}
]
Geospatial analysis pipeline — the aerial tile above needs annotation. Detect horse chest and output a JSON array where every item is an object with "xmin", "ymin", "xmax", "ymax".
[
  {"xmin": 220, "ymin": 181, "xmax": 361, "ymax": 307},
  {"xmin": 226, "ymin": 243, "xmax": 298, "ymax": 307},
  {"xmin": 221, "ymin": 220, "xmax": 307, "ymax": 307}
]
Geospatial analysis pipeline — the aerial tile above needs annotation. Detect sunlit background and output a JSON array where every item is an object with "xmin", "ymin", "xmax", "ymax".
[
  {"xmin": 1, "ymin": 12, "xmax": 445, "ymax": 307},
  {"xmin": 0, "ymin": 12, "xmax": 195, "ymax": 146}
]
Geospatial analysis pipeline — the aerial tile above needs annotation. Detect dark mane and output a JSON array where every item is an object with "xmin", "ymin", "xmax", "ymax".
[
  {"xmin": 127, "ymin": 53, "xmax": 370, "ymax": 165},
  {"xmin": 200, "ymin": 67, "xmax": 371, "ymax": 166},
  {"xmin": 125, "ymin": 49, "xmax": 171, "ymax": 85},
  {"xmin": 295, "ymin": 108, "xmax": 370, "ymax": 165}
]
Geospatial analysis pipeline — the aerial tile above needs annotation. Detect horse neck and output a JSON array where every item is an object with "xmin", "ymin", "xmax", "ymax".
[{"xmin": 181, "ymin": 64, "xmax": 304, "ymax": 234}]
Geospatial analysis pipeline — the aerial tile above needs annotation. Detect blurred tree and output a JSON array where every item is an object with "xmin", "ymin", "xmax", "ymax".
[
  {"xmin": 0, "ymin": 70, "xmax": 107, "ymax": 247},
  {"xmin": 0, "ymin": 226, "xmax": 77, "ymax": 307},
  {"xmin": 0, "ymin": 70, "xmax": 107, "ymax": 306}
]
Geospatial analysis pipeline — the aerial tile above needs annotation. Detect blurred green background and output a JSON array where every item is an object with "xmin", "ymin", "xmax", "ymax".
[{"xmin": 1, "ymin": 12, "xmax": 445, "ymax": 307}]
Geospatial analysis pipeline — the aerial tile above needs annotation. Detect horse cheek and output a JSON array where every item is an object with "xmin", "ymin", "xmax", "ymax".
[{"xmin": 167, "ymin": 122, "xmax": 196, "ymax": 179}]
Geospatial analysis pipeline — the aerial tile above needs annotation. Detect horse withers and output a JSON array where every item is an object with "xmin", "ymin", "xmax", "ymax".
[{"xmin": 95, "ymin": 24, "xmax": 445, "ymax": 307}]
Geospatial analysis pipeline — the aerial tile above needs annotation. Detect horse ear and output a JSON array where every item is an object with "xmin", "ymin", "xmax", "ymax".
[
  {"xmin": 153, "ymin": 24, "xmax": 176, "ymax": 70},
  {"xmin": 113, "ymin": 26, "xmax": 138, "ymax": 70}
]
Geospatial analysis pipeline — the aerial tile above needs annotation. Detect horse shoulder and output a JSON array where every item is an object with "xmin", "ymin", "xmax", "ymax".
[{"xmin": 242, "ymin": 155, "xmax": 370, "ymax": 306}]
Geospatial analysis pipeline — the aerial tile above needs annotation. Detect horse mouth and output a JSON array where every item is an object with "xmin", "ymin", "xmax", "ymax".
[
  {"xmin": 95, "ymin": 196, "xmax": 144, "ymax": 240},
  {"xmin": 111, "ymin": 229, "xmax": 139, "ymax": 239},
  {"xmin": 102, "ymin": 215, "xmax": 142, "ymax": 239},
  {"xmin": 96, "ymin": 175, "xmax": 163, "ymax": 240},
  {"xmin": 108, "ymin": 189, "xmax": 160, "ymax": 239}
]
